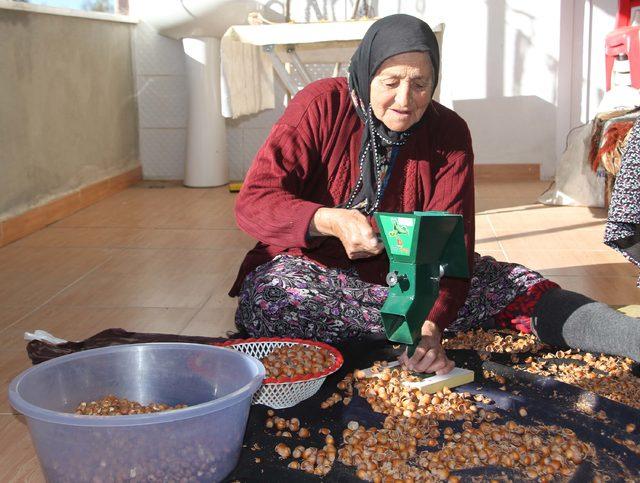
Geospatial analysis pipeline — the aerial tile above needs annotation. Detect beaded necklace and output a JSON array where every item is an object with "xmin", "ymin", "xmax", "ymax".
[{"xmin": 345, "ymin": 104, "xmax": 408, "ymax": 214}]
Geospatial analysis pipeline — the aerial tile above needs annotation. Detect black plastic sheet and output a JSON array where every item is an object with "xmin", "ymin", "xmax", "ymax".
[
  {"xmin": 225, "ymin": 338, "xmax": 640, "ymax": 482},
  {"xmin": 25, "ymin": 330, "xmax": 640, "ymax": 481}
]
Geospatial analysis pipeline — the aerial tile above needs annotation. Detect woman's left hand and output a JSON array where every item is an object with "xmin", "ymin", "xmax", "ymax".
[{"xmin": 398, "ymin": 320, "xmax": 454, "ymax": 375}]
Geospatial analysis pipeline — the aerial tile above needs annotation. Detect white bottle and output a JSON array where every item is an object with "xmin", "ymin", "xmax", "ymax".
[
  {"xmin": 597, "ymin": 53, "xmax": 640, "ymax": 113},
  {"xmin": 613, "ymin": 53, "xmax": 632, "ymax": 87}
]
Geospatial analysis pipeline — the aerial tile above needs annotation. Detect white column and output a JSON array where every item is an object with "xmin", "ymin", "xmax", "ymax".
[{"xmin": 182, "ymin": 37, "xmax": 228, "ymax": 187}]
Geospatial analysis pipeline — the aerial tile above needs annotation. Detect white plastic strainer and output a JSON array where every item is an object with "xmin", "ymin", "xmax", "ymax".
[{"xmin": 222, "ymin": 338, "xmax": 343, "ymax": 409}]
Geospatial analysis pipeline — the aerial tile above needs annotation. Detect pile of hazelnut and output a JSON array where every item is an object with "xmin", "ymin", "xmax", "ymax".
[
  {"xmin": 522, "ymin": 350, "xmax": 640, "ymax": 410},
  {"xmin": 353, "ymin": 363, "xmax": 498, "ymax": 422},
  {"xmin": 274, "ymin": 430, "xmax": 337, "ymax": 477},
  {"xmin": 444, "ymin": 328, "xmax": 640, "ymax": 411},
  {"xmin": 74, "ymin": 395, "xmax": 187, "ymax": 416},
  {"xmin": 320, "ymin": 372, "xmax": 355, "ymax": 408},
  {"xmin": 443, "ymin": 328, "xmax": 546, "ymax": 355},
  {"xmin": 340, "ymin": 417, "xmax": 592, "ymax": 482},
  {"xmin": 266, "ymin": 409, "xmax": 337, "ymax": 477},
  {"xmin": 261, "ymin": 344, "xmax": 335, "ymax": 380},
  {"xmin": 334, "ymin": 364, "xmax": 595, "ymax": 482},
  {"xmin": 265, "ymin": 411, "xmax": 311, "ymax": 438}
]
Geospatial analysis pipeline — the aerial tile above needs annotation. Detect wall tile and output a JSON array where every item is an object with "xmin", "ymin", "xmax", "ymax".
[
  {"xmin": 226, "ymin": 128, "xmax": 244, "ymax": 180},
  {"xmin": 137, "ymin": 76, "xmax": 188, "ymax": 128},
  {"xmin": 140, "ymin": 128, "xmax": 186, "ymax": 179},
  {"xmin": 133, "ymin": 21, "xmax": 186, "ymax": 76}
]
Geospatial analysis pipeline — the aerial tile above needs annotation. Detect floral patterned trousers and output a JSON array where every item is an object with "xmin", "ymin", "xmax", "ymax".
[{"xmin": 235, "ymin": 254, "xmax": 557, "ymax": 343}]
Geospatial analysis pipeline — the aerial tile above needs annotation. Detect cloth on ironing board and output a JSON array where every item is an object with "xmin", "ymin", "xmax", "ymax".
[
  {"xmin": 221, "ymin": 30, "xmax": 275, "ymax": 118},
  {"xmin": 220, "ymin": 21, "xmax": 376, "ymax": 118},
  {"xmin": 220, "ymin": 20, "xmax": 444, "ymax": 118}
]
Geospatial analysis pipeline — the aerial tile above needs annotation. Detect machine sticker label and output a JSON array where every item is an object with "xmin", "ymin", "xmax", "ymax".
[{"xmin": 381, "ymin": 217, "xmax": 414, "ymax": 256}]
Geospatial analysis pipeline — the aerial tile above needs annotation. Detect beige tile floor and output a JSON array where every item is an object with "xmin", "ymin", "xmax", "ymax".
[{"xmin": 0, "ymin": 178, "xmax": 638, "ymax": 480}]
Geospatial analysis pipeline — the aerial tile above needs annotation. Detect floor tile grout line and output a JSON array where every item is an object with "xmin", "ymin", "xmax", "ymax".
[
  {"xmin": 0, "ymin": 254, "xmax": 119, "ymax": 339},
  {"xmin": 0, "ymin": 305, "xmax": 238, "ymax": 329},
  {"xmin": 473, "ymin": 244, "xmax": 614, "ymax": 252},
  {"xmin": 178, "ymin": 277, "xmax": 243, "ymax": 336},
  {"xmin": 483, "ymin": 222, "xmax": 605, "ymax": 232},
  {"xmin": 48, "ymin": 192, "xmax": 215, "ymax": 231},
  {"xmin": 485, "ymin": 215, "xmax": 510, "ymax": 263},
  {"xmin": 179, "ymin": 292, "xmax": 222, "ymax": 336}
]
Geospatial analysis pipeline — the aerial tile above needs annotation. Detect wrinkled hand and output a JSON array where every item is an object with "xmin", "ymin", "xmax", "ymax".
[
  {"xmin": 310, "ymin": 208, "xmax": 384, "ymax": 259},
  {"xmin": 398, "ymin": 320, "xmax": 454, "ymax": 375}
]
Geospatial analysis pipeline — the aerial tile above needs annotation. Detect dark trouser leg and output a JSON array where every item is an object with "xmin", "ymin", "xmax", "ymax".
[{"xmin": 531, "ymin": 288, "xmax": 640, "ymax": 362}]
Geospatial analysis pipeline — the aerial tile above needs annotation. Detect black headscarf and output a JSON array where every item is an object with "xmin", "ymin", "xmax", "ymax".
[{"xmin": 344, "ymin": 14, "xmax": 440, "ymax": 214}]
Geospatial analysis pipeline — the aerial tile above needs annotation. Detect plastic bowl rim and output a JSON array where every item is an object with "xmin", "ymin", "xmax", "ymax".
[{"xmin": 8, "ymin": 343, "xmax": 266, "ymax": 427}]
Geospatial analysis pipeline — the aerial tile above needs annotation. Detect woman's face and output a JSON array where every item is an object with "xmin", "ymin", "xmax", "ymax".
[{"xmin": 369, "ymin": 51, "xmax": 433, "ymax": 132}]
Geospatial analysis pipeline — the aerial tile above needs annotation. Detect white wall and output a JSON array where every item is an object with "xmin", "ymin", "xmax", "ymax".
[
  {"xmin": 372, "ymin": 0, "xmax": 615, "ymax": 179},
  {"xmin": 0, "ymin": 8, "xmax": 139, "ymax": 220},
  {"xmin": 570, "ymin": 0, "xmax": 618, "ymax": 126},
  {"xmin": 132, "ymin": 0, "xmax": 617, "ymax": 181}
]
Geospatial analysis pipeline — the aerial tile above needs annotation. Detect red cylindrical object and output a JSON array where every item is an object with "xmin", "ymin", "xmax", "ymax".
[
  {"xmin": 605, "ymin": 1, "xmax": 640, "ymax": 90},
  {"xmin": 616, "ymin": 0, "xmax": 640, "ymax": 28},
  {"xmin": 605, "ymin": 27, "xmax": 640, "ymax": 90}
]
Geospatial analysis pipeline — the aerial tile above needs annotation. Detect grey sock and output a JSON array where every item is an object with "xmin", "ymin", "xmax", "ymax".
[{"xmin": 532, "ymin": 288, "xmax": 640, "ymax": 362}]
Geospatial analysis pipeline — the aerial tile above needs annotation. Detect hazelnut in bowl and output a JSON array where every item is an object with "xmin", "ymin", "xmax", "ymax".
[{"xmin": 9, "ymin": 343, "xmax": 264, "ymax": 482}]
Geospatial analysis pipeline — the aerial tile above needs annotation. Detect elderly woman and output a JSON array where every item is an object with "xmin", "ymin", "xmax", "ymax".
[{"xmin": 230, "ymin": 14, "xmax": 640, "ymax": 374}]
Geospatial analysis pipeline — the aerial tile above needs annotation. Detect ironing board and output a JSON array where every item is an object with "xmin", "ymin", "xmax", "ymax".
[{"xmin": 220, "ymin": 20, "xmax": 444, "ymax": 118}]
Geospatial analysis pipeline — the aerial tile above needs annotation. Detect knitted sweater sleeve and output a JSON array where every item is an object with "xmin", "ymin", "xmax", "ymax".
[
  {"xmin": 425, "ymin": 115, "xmax": 476, "ymax": 331},
  {"xmin": 234, "ymin": 87, "xmax": 330, "ymax": 249}
]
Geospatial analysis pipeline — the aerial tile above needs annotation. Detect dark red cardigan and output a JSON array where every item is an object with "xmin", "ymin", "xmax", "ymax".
[{"xmin": 231, "ymin": 77, "xmax": 475, "ymax": 331}]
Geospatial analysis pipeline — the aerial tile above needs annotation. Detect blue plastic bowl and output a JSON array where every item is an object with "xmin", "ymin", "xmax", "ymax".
[{"xmin": 9, "ymin": 343, "xmax": 265, "ymax": 482}]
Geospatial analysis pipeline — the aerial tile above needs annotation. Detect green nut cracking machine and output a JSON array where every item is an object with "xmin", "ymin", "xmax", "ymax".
[{"xmin": 374, "ymin": 211, "xmax": 469, "ymax": 356}]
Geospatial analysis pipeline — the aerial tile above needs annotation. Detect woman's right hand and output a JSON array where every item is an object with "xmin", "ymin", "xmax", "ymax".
[{"xmin": 310, "ymin": 208, "xmax": 384, "ymax": 259}]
